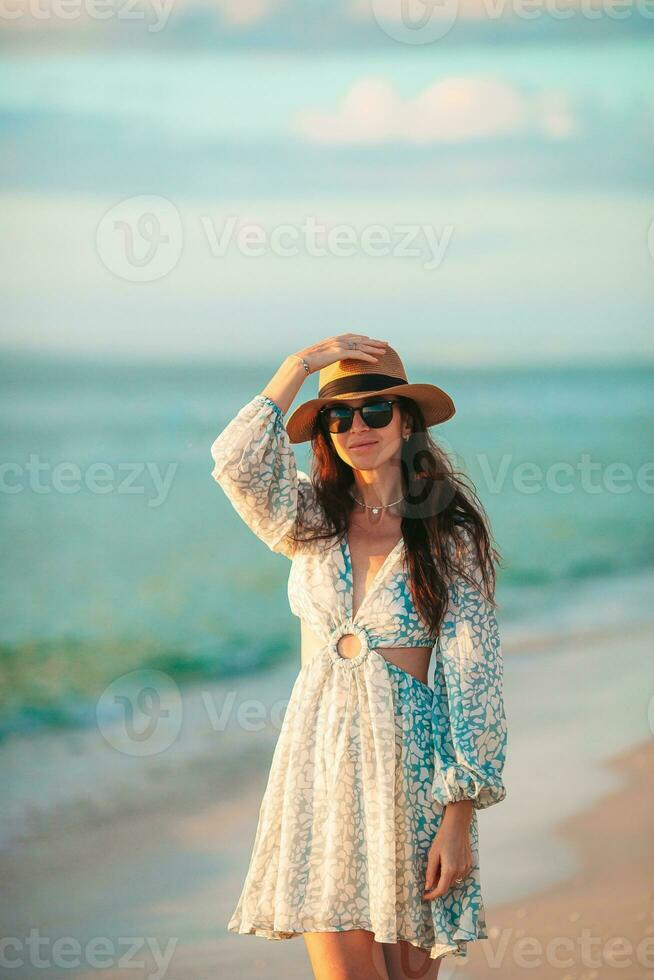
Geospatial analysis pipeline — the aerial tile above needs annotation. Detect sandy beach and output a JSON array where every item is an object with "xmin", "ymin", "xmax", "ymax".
[
  {"xmin": 465, "ymin": 736, "xmax": 654, "ymax": 980},
  {"xmin": 2, "ymin": 728, "xmax": 652, "ymax": 980}
]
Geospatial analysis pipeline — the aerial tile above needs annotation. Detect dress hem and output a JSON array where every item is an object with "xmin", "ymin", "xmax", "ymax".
[{"xmin": 227, "ymin": 916, "xmax": 488, "ymax": 961}]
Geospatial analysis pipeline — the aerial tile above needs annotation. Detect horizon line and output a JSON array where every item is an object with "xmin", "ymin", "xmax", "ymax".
[{"xmin": 1, "ymin": 347, "xmax": 653, "ymax": 374}]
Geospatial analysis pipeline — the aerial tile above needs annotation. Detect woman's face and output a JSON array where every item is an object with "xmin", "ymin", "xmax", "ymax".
[{"xmin": 325, "ymin": 396, "xmax": 411, "ymax": 472}]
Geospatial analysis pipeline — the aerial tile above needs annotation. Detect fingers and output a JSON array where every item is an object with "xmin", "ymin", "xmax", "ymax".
[
  {"xmin": 423, "ymin": 862, "xmax": 470, "ymax": 901},
  {"xmin": 338, "ymin": 333, "xmax": 388, "ymax": 350},
  {"xmin": 336, "ymin": 335, "xmax": 388, "ymax": 362},
  {"xmin": 344, "ymin": 353, "xmax": 379, "ymax": 362},
  {"xmin": 423, "ymin": 866, "xmax": 453, "ymax": 901},
  {"xmin": 422, "ymin": 849, "xmax": 440, "ymax": 900},
  {"xmin": 338, "ymin": 346, "xmax": 382, "ymax": 363},
  {"xmin": 306, "ymin": 334, "xmax": 389, "ymax": 371}
]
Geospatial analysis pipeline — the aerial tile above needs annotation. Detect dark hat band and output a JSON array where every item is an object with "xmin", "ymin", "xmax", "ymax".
[{"xmin": 318, "ymin": 373, "xmax": 407, "ymax": 399}]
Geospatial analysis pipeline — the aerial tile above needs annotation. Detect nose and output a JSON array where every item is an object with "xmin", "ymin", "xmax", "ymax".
[{"xmin": 350, "ymin": 407, "xmax": 370, "ymax": 432}]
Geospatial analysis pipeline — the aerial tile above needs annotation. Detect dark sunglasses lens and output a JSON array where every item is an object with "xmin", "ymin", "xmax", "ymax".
[
  {"xmin": 361, "ymin": 401, "xmax": 394, "ymax": 428},
  {"xmin": 323, "ymin": 406, "xmax": 353, "ymax": 433},
  {"xmin": 321, "ymin": 399, "xmax": 394, "ymax": 433}
]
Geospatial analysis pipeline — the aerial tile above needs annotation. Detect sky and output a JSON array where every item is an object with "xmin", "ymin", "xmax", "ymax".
[{"xmin": 1, "ymin": 6, "xmax": 653, "ymax": 366}]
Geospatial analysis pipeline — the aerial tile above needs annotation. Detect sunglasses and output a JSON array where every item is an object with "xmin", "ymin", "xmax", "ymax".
[{"xmin": 319, "ymin": 397, "xmax": 398, "ymax": 434}]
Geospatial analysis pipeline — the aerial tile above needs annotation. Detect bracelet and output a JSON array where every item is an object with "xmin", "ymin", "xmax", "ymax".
[{"xmin": 292, "ymin": 354, "xmax": 311, "ymax": 375}]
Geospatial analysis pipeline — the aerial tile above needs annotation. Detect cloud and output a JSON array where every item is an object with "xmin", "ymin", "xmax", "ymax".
[{"xmin": 294, "ymin": 76, "xmax": 576, "ymax": 144}]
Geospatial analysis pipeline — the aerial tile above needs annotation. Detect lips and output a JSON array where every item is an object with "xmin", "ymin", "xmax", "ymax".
[{"xmin": 350, "ymin": 440, "xmax": 377, "ymax": 449}]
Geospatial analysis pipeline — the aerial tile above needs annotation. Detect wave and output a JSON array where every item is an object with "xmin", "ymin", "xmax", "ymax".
[{"xmin": 0, "ymin": 628, "xmax": 296, "ymax": 744}]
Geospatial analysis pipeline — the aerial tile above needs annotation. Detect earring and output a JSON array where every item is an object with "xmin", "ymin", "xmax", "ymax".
[{"xmin": 403, "ymin": 432, "xmax": 410, "ymax": 441}]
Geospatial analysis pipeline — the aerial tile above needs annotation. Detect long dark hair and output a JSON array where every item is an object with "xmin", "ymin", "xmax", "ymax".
[{"xmin": 289, "ymin": 395, "xmax": 503, "ymax": 638}]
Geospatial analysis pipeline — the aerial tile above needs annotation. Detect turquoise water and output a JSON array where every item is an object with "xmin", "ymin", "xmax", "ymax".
[{"xmin": 0, "ymin": 352, "xmax": 652, "ymax": 739}]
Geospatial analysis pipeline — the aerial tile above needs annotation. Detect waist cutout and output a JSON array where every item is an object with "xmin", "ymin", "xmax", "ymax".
[{"xmin": 300, "ymin": 620, "xmax": 432, "ymax": 687}]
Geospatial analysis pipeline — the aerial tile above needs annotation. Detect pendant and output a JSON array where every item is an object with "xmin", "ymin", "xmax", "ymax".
[{"xmin": 371, "ymin": 507, "xmax": 380, "ymax": 515}]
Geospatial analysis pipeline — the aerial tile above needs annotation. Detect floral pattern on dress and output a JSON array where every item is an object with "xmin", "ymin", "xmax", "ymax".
[{"xmin": 210, "ymin": 393, "xmax": 508, "ymax": 961}]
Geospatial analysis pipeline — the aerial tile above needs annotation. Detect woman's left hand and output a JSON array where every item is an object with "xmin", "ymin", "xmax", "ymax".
[{"xmin": 422, "ymin": 801, "xmax": 474, "ymax": 901}]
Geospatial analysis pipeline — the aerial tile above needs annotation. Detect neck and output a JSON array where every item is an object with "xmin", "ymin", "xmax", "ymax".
[{"xmin": 351, "ymin": 465, "xmax": 403, "ymax": 509}]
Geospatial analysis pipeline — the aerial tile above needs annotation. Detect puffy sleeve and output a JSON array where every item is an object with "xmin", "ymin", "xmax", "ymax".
[
  {"xmin": 430, "ymin": 536, "xmax": 508, "ymax": 810},
  {"xmin": 210, "ymin": 393, "xmax": 323, "ymax": 559}
]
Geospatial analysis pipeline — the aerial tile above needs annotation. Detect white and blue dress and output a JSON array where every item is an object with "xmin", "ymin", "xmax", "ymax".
[{"xmin": 210, "ymin": 393, "xmax": 508, "ymax": 961}]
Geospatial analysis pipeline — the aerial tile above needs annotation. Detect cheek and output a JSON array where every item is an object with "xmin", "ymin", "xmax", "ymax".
[
  {"xmin": 330, "ymin": 435, "xmax": 350, "ymax": 462},
  {"xmin": 382, "ymin": 415, "xmax": 403, "ymax": 443},
  {"xmin": 370, "ymin": 423, "xmax": 403, "ymax": 461},
  {"xmin": 380, "ymin": 431, "xmax": 403, "ymax": 456}
]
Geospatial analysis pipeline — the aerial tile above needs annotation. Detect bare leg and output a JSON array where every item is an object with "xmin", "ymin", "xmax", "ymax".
[
  {"xmin": 383, "ymin": 940, "xmax": 443, "ymax": 980},
  {"xmin": 303, "ymin": 929, "xmax": 391, "ymax": 980}
]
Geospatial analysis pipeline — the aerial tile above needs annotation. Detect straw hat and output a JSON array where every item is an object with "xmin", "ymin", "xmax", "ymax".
[{"xmin": 286, "ymin": 344, "xmax": 455, "ymax": 444}]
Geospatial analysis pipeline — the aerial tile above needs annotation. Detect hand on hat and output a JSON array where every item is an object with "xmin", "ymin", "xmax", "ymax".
[
  {"xmin": 262, "ymin": 335, "xmax": 389, "ymax": 416},
  {"xmin": 293, "ymin": 334, "xmax": 389, "ymax": 376}
]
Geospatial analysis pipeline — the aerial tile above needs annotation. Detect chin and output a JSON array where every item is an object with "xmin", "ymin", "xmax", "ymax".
[{"xmin": 348, "ymin": 457, "xmax": 378, "ymax": 471}]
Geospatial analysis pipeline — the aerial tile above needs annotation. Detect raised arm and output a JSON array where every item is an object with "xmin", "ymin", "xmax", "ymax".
[
  {"xmin": 210, "ymin": 390, "xmax": 319, "ymax": 558},
  {"xmin": 430, "ymin": 533, "xmax": 508, "ymax": 811},
  {"xmin": 210, "ymin": 337, "xmax": 388, "ymax": 558}
]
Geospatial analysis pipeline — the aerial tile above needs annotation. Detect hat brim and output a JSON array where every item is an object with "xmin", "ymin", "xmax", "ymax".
[{"xmin": 285, "ymin": 383, "xmax": 456, "ymax": 444}]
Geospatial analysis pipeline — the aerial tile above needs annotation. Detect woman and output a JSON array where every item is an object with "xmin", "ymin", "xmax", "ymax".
[{"xmin": 210, "ymin": 335, "xmax": 508, "ymax": 980}]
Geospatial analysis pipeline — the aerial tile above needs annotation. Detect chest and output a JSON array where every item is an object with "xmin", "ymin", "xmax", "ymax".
[
  {"xmin": 287, "ymin": 536, "xmax": 436, "ymax": 648},
  {"xmin": 346, "ymin": 525, "xmax": 404, "ymax": 621}
]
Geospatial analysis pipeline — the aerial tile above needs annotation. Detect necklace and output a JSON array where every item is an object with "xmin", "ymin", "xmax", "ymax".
[{"xmin": 349, "ymin": 488, "xmax": 404, "ymax": 517}]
